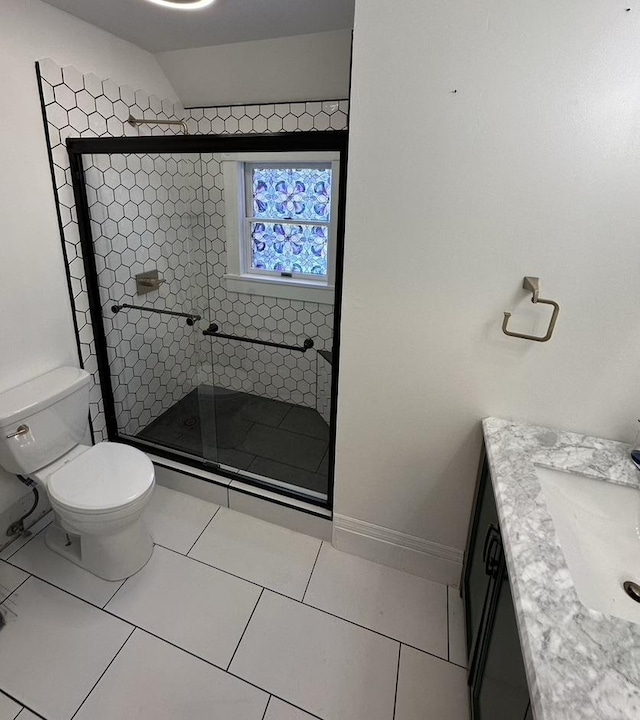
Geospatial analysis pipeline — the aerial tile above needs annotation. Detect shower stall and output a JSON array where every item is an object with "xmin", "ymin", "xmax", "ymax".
[{"xmin": 68, "ymin": 131, "xmax": 347, "ymax": 509}]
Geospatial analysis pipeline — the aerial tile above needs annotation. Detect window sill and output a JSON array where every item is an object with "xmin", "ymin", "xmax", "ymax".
[{"xmin": 223, "ymin": 273, "xmax": 334, "ymax": 304}]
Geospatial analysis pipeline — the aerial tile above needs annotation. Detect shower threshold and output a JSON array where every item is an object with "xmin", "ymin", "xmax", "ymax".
[{"xmin": 134, "ymin": 386, "xmax": 330, "ymax": 500}]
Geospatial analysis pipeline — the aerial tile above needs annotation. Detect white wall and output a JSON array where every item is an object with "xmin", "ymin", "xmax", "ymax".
[
  {"xmin": 156, "ymin": 30, "xmax": 352, "ymax": 107},
  {"xmin": 336, "ymin": 0, "xmax": 640, "ymax": 561},
  {"xmin": 0, "ymin": 0, "xmax": 177, "ymax": 397}
]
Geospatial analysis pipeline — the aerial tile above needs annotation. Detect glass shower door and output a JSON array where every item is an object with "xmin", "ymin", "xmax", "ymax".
[
  {"xmin": 77, "ymin": 140, "xmax": 339, "ymax": 506},
  {"xmin": 196, "ymin": 150, "xmax": 333, "ymax": 502},
  {"xmin": 84, "ymin": 150, "xmax": 218, "ymax": 465},
  {"xmin": 200, "ymin": 332, "xmax": 330, "ymax": 502}
]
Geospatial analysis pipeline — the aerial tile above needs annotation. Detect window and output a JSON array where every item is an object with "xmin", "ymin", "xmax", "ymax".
[
  {"xmin": 247, "ymin": 164, "xmax": 331, "ymax": 277},
  {"xmin": 223, "ymin": 152, "xmax": 339, "ymax": 303}
]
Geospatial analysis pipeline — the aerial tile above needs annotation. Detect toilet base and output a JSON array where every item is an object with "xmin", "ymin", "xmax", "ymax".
[{"xmin": 45, "ymin": 519, "xmax": 154, "ymax": 581}]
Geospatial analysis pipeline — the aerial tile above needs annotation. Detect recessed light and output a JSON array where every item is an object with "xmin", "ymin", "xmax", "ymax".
[{"xmin": 145, "ymin": 0, "xmax": 215, "ymax": 10}]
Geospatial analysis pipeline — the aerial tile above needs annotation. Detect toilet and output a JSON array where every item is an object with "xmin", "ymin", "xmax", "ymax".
[{"xmin": 0, "ymin": 366, "xmax": 155, "ymax": 580}]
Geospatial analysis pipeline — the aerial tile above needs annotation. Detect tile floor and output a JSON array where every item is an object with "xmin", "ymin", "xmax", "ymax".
[
  {"xmin": 0, "ymin": 485, "xmax": 469, "ymax": 720},
  {"xmin": 136, "ymin": 387, "xmax": 330, "ymax": 496}
]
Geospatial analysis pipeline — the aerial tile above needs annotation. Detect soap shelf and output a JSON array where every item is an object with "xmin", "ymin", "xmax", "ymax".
[{"xmin": 136, "ymin": 269, "xmax": 165, "ymax": 296}]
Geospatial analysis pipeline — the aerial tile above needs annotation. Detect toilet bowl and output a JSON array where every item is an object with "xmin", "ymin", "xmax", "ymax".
[
  {"xmin": 34, "ymin": 442, "xmax": 155, "ymax": 580},
  {"xmin": 0, "ymin": 367, "xmax": 155, "ymax": 581}
]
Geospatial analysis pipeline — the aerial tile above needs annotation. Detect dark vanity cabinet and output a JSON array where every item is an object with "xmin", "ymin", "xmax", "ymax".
[{"xmin": 462, "ymin": 448, "xmax": 531, "ymax": 720}]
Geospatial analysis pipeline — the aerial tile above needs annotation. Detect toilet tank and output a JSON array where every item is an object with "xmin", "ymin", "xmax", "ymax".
[{"xmin": 0, "ymin": 367, "xmax": 91, "ymax": 475}]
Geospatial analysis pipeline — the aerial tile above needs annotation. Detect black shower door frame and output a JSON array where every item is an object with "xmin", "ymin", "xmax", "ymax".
[{"xmin": 67, "ymin": 130, "xmax": 349, "ymax": 511}]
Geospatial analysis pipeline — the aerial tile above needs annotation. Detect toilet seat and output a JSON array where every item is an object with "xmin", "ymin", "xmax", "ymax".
[{"xmin": 48, "ymin": 442, "xmax": 154, "ymax": 513}]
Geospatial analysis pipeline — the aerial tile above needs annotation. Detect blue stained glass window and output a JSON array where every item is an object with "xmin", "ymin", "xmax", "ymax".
[
  {"xmin": 252, "ymin": 167, "xmax": 332, "ymax": 222},
  {"xmin": 248, "ymin": 165, "xmax": 332, "ymax": 278},
  {"xmin": 250, "ymin": 222, "xmax": 328, "ymax": 275}
]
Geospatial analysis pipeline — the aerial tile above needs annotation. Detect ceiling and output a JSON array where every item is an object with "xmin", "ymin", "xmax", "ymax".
[{"xmin": 40, "ymin": 0, "xmax": 355, "ymax": 53}]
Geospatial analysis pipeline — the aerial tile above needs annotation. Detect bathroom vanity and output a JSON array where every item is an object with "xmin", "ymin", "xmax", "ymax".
[
  {"xmin": 463, "ymin": 418, "xmax": 640, "ymax": 719},
  {"xmin": 462, "ymin": 450, "xmax": 531, "ymax": 719}
]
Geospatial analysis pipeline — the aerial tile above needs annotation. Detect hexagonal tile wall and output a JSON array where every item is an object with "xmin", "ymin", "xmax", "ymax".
[
  {"xmin": 38, "ymin": 57, "xmax": 348, "ymax": 443},
  {"xmin": 38, "ymin": 58, "xmax": 186, "ymax": 441},
  {"xmin": 89, "ymin": 152, "xmax": 201, "ymax": 435},
  {"xmin": 185, "ymin": 100, "xmax": 348, "ymax": 136}
]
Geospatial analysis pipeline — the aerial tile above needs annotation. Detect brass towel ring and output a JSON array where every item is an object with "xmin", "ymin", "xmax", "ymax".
[{"xmin": 502, "ymin": 277, "xmax": 560, "ymax": 343}]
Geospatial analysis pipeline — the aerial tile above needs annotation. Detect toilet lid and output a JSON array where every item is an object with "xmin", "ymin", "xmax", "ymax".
[{"xmin": 48, "ymin": 442, "xmax": 154, "ymax": 512}]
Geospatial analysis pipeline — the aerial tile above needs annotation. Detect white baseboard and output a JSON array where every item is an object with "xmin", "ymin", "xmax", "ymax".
[{"xmin": 332, "ymin": 514, "xmax": 463, "ymax": 587}]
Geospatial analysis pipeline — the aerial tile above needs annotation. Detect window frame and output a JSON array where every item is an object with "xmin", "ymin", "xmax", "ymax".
[{"xmin": 223, "ymin": 151, "xmax": 340, "ymax": 304}]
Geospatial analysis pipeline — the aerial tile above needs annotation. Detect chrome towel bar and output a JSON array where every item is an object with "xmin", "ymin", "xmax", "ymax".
[{"xmin": 502, "ymin": 276, "xmax": 560, "ymax": 343}]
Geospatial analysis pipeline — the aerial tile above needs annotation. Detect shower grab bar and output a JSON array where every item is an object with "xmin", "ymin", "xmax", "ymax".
[
  {"xmin": 203, "ymin": 323, "xmax": 314, "ymax": 353},
  {"xmin": 111, "ymin": 304, "xmax": 201, "ymax": 326}
]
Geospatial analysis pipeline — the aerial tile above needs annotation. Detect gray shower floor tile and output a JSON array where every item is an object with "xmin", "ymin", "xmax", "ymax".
[
  {"xmin": 217, "ymin": 448, "xmax": 256, "ymax": 471},
  {"xmin": 317, "ymin": 450, "xmax": 329, "ymax": 477},
  {"xmin": 278, "ymin": 406, "xmax": 331, "ymax": 440},
  {"xmin": 237, "ymin": 395, "xmax": 291, "ymax": 427},
  {"xmin": 239, "ymin": 424, "xmax": 327, "ymax": 473},
  {"xmin": 135, "ymin": 386, "xmax": 329, "ymax": 496},
  {"xmin": 247, "ymin": 457, "xmax": 327, "ymax": 494}
]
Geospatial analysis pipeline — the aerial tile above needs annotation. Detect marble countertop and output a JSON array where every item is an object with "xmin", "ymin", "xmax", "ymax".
[{"xmin": 482, "ymin": 417, "xmax": 640, "ymax": 720}]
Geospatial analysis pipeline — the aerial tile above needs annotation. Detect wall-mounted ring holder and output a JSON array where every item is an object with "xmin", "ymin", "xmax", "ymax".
[{"xmin": 502, "ymin": 276, "xmax": 560, "ymax": 343}]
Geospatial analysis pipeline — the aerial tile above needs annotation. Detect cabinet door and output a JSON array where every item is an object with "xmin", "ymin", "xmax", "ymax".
[
  {"xmin": 524, "ymin": 704, "xmax": 533, "ymax": 720},
  {"xmin": 473, "ymin": 562, "xmax": 530, "ymax": 720},
  {"xmin": 463, "ymin": 455, "xmax": 500, "ymax": 669}
]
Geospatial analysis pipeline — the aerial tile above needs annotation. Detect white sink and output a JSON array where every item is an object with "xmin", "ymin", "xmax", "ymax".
[{"xmin": 536, "ymin": 466, "xmax": 640, "ymax": 624}]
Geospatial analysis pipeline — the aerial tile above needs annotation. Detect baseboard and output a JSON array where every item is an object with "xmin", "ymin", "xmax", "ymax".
[{"xmin": 332, "ymin": 514, "xmax": 463, "ymax": 587}]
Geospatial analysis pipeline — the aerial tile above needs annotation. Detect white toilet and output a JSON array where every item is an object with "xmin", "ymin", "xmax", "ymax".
[{"xmin": 0, "ymin": 366, "xmax": 155, "ymax": 580}]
